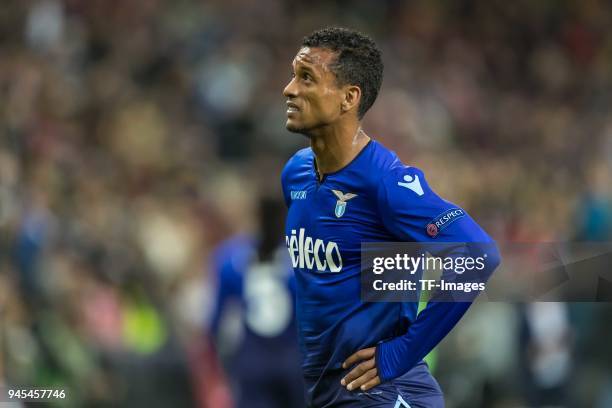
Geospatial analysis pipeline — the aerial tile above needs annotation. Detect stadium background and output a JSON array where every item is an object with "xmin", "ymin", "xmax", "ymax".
[{"xmin": 1, "ymin": 0, "xmax": 611, "ymax": 406}]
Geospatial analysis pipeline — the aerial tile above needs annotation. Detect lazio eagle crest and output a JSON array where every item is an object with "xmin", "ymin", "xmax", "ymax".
[{"xmin": 332, "ymin": 190, "xmax": 357, "ymax": 218}]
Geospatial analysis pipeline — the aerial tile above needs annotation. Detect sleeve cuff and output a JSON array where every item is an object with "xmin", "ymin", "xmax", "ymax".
[{"xmin": 375, "ymin": 340, "xmax": 392, "ymax": 382}]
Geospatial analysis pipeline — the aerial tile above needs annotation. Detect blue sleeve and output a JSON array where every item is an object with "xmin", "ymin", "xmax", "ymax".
[
  {"xmin": 208, "ymin": 245, "xmax": 244, "ymax": 340},
  {"xmin": 375, "ymin": 165, "xmax": 501, "ymax": 382},
  {"xmin": 280, "ymin": 157, "xmax": 295, "ymax": 208}
]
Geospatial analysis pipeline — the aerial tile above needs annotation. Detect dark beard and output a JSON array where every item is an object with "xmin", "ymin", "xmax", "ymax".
[{"xmin": 286, "ymin": 122, "xmax": 313, "ymax": 137}]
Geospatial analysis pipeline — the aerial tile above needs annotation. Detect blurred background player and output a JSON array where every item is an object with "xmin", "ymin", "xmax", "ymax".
[
  {"xmin": 518, "ymin": 302, "xmax": 573, "ymax": 407},
  {"xmin": 208, "ymin": 195, "xmax": 305, "ymax": 408}
]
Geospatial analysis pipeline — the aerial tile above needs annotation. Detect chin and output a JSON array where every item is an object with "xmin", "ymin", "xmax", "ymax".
[{"xmin": 286, "ymin": 120, "xmax": 307, "ymax": 134}]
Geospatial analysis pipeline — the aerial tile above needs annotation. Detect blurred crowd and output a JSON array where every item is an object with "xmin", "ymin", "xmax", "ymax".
[{"xmin": 1, "ymin": 0, "xmax": 611, "ymax": 407}]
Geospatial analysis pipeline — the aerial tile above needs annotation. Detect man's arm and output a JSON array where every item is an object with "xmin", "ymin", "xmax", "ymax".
[
  {"xmin": 208, "ymin": 241, "xmax": 246, "ymax": 342},
  {"xmin": 341, "ymin": 166, "xmax": 500, "ymax": 391},
  {"xmin": 374, "ymin": 242, "xmax": 500, "ymax": 382},
  {"xmin": 342, "ymin": 244, "xmax": 500, "ymax": 391}
]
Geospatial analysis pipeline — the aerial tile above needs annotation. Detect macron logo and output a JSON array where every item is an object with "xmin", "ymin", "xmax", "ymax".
[
  {"xmin": 290, "ymin": 190, "xmax": 307, "ymax": 200},
  {"xmin": 397, "ymin": 174, "xmax": 424, "ymax": 196}
]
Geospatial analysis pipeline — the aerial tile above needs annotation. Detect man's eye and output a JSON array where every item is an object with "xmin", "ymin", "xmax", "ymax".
[{"xmin": 302, "ymin": 73, "xmax": 312, "ymax": 81}]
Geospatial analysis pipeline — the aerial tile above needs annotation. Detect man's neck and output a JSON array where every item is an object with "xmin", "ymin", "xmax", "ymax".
[{"xmin": 310, "ymin": 122, "xmax": 370, "ymax": 181}]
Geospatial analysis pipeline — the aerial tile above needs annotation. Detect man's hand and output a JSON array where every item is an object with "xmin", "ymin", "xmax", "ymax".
[{"xmin": 340, "ymin": 347, "xmax": 381, "ymax": 392}]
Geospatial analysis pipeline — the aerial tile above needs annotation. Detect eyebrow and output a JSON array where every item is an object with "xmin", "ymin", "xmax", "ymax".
[
  {"xmin": 296, "ymin": 51, "xmax": 315, "ymax": 63},
  {"xmin": 299, "ymin": 65, "xmax": 315, "ymax": 74},
  {"xmin": 293, "ymin": 60, "xmax": 318, "ymax": 76}
]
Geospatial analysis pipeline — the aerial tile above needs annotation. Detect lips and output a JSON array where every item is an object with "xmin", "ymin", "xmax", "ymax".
[{"xmin": 286, "ymin": 101, "xmax": 300, "ymax": 113}]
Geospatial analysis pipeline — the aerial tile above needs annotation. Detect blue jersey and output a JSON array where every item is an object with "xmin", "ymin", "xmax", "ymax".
[
  {"xmin": 281, "ymin": 140, "xmax": 500, "ymax": 384},
  {"xmin": 208, "ymin": 236, "xmax": 305, "ymax": 408},
  {"xmin": 209, "ymin": 235, "xmax": 299, "ymax": 352}
]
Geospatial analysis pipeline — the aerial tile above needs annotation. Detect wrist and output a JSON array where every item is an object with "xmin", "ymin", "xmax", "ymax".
[{"xmin": 375, "ymin": 340, "xmax": 392, "ymax": 382}]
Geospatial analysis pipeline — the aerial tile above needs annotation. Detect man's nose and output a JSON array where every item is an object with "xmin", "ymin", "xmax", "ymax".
[{"xmin": 283, "ymin": 77, "xmax": 297, "ymax": 98}]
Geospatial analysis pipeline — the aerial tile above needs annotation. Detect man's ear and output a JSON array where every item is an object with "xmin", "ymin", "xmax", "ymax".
[{"xmin": 341, "ymin": 85, "xmax": 361, "ymax": 114}]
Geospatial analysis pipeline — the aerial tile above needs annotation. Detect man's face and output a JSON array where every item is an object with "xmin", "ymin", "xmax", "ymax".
[{"xmin": 283, "ymin": 47, "xmax": 346, "ymax": 134}]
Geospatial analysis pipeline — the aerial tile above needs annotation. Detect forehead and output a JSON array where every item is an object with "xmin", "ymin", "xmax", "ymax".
[{"xmin": 292, "ymin": 47, "xmax": 337, "ymax": 70}]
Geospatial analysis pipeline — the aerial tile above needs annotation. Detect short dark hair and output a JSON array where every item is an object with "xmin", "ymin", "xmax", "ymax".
[{"xmin": 302, "ymin": 27, "xmax": 383, "ymax": 119}]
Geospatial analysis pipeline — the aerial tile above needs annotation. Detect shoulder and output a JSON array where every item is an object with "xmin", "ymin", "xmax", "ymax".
[
  {"xmin": 346, "ymin": 140, "xmax": 403, "ymax": 193},
  {"xmin": 212, "ymin": 234, "xmax": 255, "ymax": 276},
  {"xmin": 281, "ymin": 147, "xmax": 313, "ymax": 206},
  {"xmin": 366, "ymin": 140, "xmax": 401, "ymax": 175},
  {"xmin": 281, "ymin": 147, "xmax": 313, "ymax": 184},
  {"xmin": 367, "ymin": 141, "xmax": 430, "ymax": 197},
  {"xmin": 372, "ymin": 144, "xmax": 449, "ymax": 212},
  {"xmin": 382, "ymin": 164, "xmax": 430, "ymax": 197},
  {"xmin": 378, "ymin": 163, "xmax": 448, "ymax": 215}
]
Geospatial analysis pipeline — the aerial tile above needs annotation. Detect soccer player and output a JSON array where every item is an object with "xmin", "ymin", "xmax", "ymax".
[
  {"xmin": 281, "ymin": 27, "xmax": 500, "ymax": 407},
  {"xmin": 209, "ymin": 196, "xmax": 305, "ymax": 408}
]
